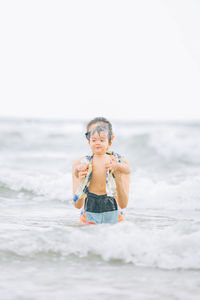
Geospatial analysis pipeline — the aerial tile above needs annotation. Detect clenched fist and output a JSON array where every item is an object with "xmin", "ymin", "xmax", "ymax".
[
  {"xmin": 75, "ymin": 163, "xmax": 89, "ymax": 180},
  {"xmin": 105, "ymin": 156, "xmax": 121, "ymax": 175}
]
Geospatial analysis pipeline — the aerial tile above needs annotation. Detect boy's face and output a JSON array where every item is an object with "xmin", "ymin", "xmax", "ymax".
[{"xmin": 89, "ymin": 130, "xmax": 109, "ymax": 155}]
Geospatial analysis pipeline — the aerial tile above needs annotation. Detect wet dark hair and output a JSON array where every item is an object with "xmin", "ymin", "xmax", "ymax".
[
  {"xmin": 90, "ymin": 125, "xmax": 109, "ymax": 141},
  {"xmin": 85, "ymin": 117, "xmax": 113, "ymax": 143}
]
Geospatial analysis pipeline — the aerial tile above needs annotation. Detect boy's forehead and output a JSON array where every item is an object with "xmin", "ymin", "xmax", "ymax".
[{"xmin": 91, "ymin": 130, "xmax": 108, "ymax": 138}]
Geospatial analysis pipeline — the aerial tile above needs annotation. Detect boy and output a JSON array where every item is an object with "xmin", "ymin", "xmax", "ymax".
[{"xmin": 72, "ymin": 117, "xmax": 130, "ymax": 224}]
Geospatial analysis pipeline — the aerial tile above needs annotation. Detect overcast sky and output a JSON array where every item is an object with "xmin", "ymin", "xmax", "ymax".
[{"xmin": 0, "ymin": 0, "xmax": 199, "ymax": 121}]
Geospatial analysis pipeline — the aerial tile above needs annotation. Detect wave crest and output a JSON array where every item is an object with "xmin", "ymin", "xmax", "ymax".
[{"xmin": 1, "ymin": 222, "xmax": 200, "ymax": 270}]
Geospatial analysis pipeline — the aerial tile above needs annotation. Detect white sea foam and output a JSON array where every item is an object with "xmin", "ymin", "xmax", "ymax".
[
  {"xmin": 148, "ymin": 127, "xmax": 200, "ymax": 164},
  {"xmin": 1, "ymin": 165, "xmax": 200, "ymax": 211},
  {"xmin": 1, "ymin": 221, "xmax": 200, "ymax": 270},
  {"xmin": 0, "ymin": 169, "xmax": 72, "ymax": 201},
  {"xmin": 115, "ymin": 122, "xmax": 200, "ymax": 164},
  {"xmin": 130, "ymin": 171, "xmax": 200, "ymax": 210}
]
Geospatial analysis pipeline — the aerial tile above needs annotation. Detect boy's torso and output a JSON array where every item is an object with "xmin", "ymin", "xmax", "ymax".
[{"xmin": 88, "ymin": 154, "xmax": 112, "ymax": 195}]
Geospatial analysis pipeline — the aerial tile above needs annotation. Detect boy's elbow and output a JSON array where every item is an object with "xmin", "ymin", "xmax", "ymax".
[
  {"xmin": 119, "ymin": 203, "xmax": 128, "ymax": 209},
  {"xmin": 73, "ymin": 196, "xmax": 84, "ymax": 209},
  {"xmin": 126, "ymin": 165, "xmax": 131, "ymax": 174},
  {"xmin": 118, "ymin": 196, "xmax": 128, "ymax": 209},
  {"xmin": 73, "ymin": 201, "xmax": 78, "ymax": 208},
  {"xmin": 74, "ymin": 201, "xmax": 81, "ymax": 209}
]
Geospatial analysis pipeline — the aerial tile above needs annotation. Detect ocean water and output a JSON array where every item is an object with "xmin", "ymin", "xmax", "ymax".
[{"xmin": 0, "ymin": 118, "xmax": 200, "ymax": 300}]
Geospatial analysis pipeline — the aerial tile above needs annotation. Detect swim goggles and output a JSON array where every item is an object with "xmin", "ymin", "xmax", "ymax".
[{"xmin": 85, "ymin": 131, "xmax": 90, "ymax": 140}]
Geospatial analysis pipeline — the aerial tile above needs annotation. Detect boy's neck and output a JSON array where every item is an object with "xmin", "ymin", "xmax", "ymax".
[{"xmin": 93, "ymin": 152, "xmax": 107, "ymax": 157}]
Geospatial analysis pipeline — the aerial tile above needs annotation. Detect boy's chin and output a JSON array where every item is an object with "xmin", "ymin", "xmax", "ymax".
[{"xmin": 93, "ymin": 149, "xmax": 106, "ymax": 155}]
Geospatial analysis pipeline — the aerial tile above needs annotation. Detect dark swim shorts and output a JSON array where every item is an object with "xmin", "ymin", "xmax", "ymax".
[{"xmin": 84, "ymin": 191, "xmax": 119, "ymax": 224}]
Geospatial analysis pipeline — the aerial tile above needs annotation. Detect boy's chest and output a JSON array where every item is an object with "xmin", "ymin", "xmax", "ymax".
[{"xmin": 92, "ymin": 156, "xmax": 111, "ymax": 177}]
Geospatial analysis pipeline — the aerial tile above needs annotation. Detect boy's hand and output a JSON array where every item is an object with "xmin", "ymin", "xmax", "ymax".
[
  {"xmin": 105, "ymin": 156, "xmax": 121, "ymax": 175},
  {"xmin": 75, "ymin": 163, "xmax": 89, "ymax": 180}
]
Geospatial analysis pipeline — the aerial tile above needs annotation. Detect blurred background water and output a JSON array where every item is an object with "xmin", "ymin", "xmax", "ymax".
[{"xmin": 0, "ymin": 117, "xmax": 200, "ymax": 300}]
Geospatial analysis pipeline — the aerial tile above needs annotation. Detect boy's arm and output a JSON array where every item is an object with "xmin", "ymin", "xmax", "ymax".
[
  {"xmin": 118, "ymin": 159, "xmax": 130, "ymax": 209},
  {"xmin": 72, "ymin": 158, "xmax": 85, "ymax": 209},
  {"xmin": 115, "ymin": 172, "xmax": 130, "ymax": 209},
  {"xmin": 118, "ymin": 158, "xmax": 130, "ymax": 174},
  {"xmin": 107, "ymin": 158, "xmax": 130, "ymax": 209},
  {"xmin": 107, "ymin": 157, "xmax": 130, "ymax": 175}
]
